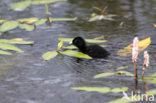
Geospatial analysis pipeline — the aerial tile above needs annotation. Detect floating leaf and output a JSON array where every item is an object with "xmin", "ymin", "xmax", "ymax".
[
  {"xmin": 111, "ymin": 87, "xmax": 128, "ymax": 93},
  {"xmin": 146, "ymin": 89, "xmax": 156, "ymax": 96},
  {"xmin": 57, "ymin": 41, "xmax": 63, "ymax": 51},
  {"xmin": 18, "ymin": 23, "xmax": 34, "ymax": 31},
  {"xmin": 58, "ymin": 38, "xmax": 107, "ymax": 43},
  {"xmin": 0, "ymin": 21, "xmax": 18, "ymax": 32},
  {"xmin": 117, "ymin": 71, "xmax": 134, "ymax": 77},
  {"xmin": 35, "ymin": 19, "xmax": 47, "ymax": 26},
  {"xmin": 32, "ymin": 0, "xmax": 67, "ymax": 5},
  {"xmin": 49, "ymin": 17, "xmax": 77, "ymax": 22},
  {"xmin": 0, "ymin": 43, "xmax": 23, "ymax": 52},
  {"xmin": 71, "ymin": 87, "xmax": 111, "ymax": 93},
  {"xmin": 116, "ymin": 66, "xmax": 128, "ymax": 70},
  {"xmin": 94, "ymin": 72, "xmax": 115, "ymax": 79},
  {"xmin": 0, "ymin": 39, "xmax": 34, "ymax": 44},
  {"xmin": 42, "ymin": 50, "xmax": 58, "ymax": 60},
  {"xmin": 145, "ymin": 80, "xmax": 156, "ymax": 84},
  {"xmin": 117, "ymin": 37, "xmax": 151, "ymax": 57},
  {"xmin": 60, "ymin": 50, "xmax": 92, "ymax": 59},
  {"xmin": 63, "ymin": 45, "xmax": 106, "ymax": 50},
  {"xmin": 0, "ymin": 50, "xmax": 12, "ymax": 55},
  {"xmin": 0, "ymin": 20, "xmax": 6, "ymax": 24},
  {"xmin": 18, "ymin": 18, "xmax": 39, "ymax": 24},
  {"xmin": 10, "ymin": 0, "xmax": 31, "ymax": 11}
]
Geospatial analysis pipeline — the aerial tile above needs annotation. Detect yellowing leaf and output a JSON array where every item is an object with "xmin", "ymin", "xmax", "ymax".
[
  {"xmin": 0, "ymin": 21, "xmax": 18, "ymax": 32},
  {"xmin": 153, "ymin": 24, "xmax": 156, "ymax": 28},
  {"xmin": 57, "ymin": 41, "xmax": 63, "ymax": 51},
  {"xmin": 18, "ymin": 18, "xmax": 39, "ymax": 24},
  {"xmin": 0, "ymin": 20, "xmax": 6, "ymax": 24},
  {"xmin": 117, "ymin": 37, "xmax": 151, "ymax": 57},
  {"xmin": 60, "ymin": 50, "xmax": 92, "ymax": 59},
  {"xmin": 42, "ymin": 50, "xmax": 58, "ymax": 61},
  {"xmin": 12, "ymin": 38, "xmax": 23, "ymax": 41}
]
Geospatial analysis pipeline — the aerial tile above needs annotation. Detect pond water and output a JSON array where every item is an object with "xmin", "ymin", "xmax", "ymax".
[{"xmin": 0, "ymin": 0, "xmax": 156, "ymax": 103}]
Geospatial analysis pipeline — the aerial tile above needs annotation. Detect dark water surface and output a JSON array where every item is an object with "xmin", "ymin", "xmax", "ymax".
[{"xmin": 0, "ymin": 0, "xmax": 156, "ymax": 103}]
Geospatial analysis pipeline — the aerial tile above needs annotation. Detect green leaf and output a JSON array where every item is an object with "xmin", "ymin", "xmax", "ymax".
[
  {"xmin": 57, "ymin": 41, "xmax": 63, "ymax": 51},
  {"xmin": 58, "ymin": 38, "xmax": 107, "ymax": 43},
  {"xmin": 117, "ymin": 71, "xmax": 134, "ymax": 77},
  {"xmin": 71, "ymin": 87, "xmax": 111, "ymax": 93},
  {"xmin": 18, "ymin": 23, "xmax": 34, "ymax": 31},
  {"xmin": 0, "ymin": 50, "xmax": 12, "ymax": 55},
  {"xmin": 0, "ymin": 39, "xmax": 34, "ymax": 44},
  {"xmin": 0, "ymin": 43, "xmax": 23, "ymax": 52},
  {"xmin": 62, "ymin": 45, "xmax": 77, "ymax": 49},
  {"xmin": 146, "ymin": 89, "xmax": 156, "ymax": 96},
  {"xmin": 42, "ymin": 50, "xmax": 58, "ymax": 60},
  {"xmin": 35, "ymin": 19, "xmax": 47, "ymax": 26},
  {"xmin": 111, "ymin": 87, "xmax": 128, "ymax": 93},
  {"xmin": 10, "ymin": 0, "xmax": 31, "ymax": 11},
  {"xmin": 0, "ymin": 21, "xmax": 18, "ymax": 32},
  {"xmin": 32, "ymin": 0, "xmax": 67, "ymax": 5},
  {"xmin": 94, "ymin": 72, "xmax": 115, "ymax": 79},
  {"xmin": 60, "ymin": 50, "xmax": 92, "ymax": 59},
  {"xmin": 49, "ymin": 17, "xmax": 77, "ymax": 22},
  {"xmin": 116, "ymin": 66, "xmax": 128, "ymax": 70}
]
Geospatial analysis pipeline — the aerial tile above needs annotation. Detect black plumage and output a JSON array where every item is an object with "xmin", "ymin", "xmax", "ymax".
[{"xmin": 72, "ymin": 37, "xmax": 110, "ymax": 58}]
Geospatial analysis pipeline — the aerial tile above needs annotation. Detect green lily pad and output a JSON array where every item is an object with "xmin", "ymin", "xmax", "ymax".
[
  {"xmin": 57, "ymin": 41, "xmax": 63, "ymax": 51},
  {"xmin": 116, "ymin": 66, "xmax": 128, "ymax": 70},
  {"xmin": 0, "ymin": 21, "xmax": 18, "ymax": 32},
  {"xmin": 60, "ymin": 50, "xmax": 92, "ymax": 59},
  {"xmin": 94, "ymin": 72, "xmax": 115, "ymax": 79},
  {"xmin": 42, "ymin": 50, "xmax": 58, "ymax": 60},
  {"xmin": 58, "ymin": 38, "xmax": 107, "ymax": 43},
  {"xmin": 146, "ymin": 89, "xmax": 156, "ymax": 96},
  {"xmin": 10, "ymin": 0, "xmax": 31, "ymax": 11}
]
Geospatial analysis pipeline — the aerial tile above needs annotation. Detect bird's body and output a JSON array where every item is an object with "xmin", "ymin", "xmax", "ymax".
[{"xmin": 72, "ymin": 37, "xmax": 110, "ymax": 58}]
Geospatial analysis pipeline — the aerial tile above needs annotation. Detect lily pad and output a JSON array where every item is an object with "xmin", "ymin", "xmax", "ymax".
[
  {"xmin": 111, "ymin": 87, "xmax": 128, "ymax": 93},
  {"xmin": 42, "ymin": 50, "xmax": 58, "ymax": 61},
  {"xmin": 0, "ymin": 21, "xmax": 18, "ymax": 32},
  {"xmin": 117, "ymin": 37, "xmax": 151, "ymax": 57},
  {"xmin": 18, "ymin": 18, "xmax": 39, "ymax": 24},
  {"xmin": 58, "ymin": 38, "xmax": 107, "ymax": 43},
  {"xmin": 60, "ymin": 50, "xmax": 92, "ymax": 59},
  {"xmin": 35, "ymin": 19, "xmax": 47, "ymax": 26}
]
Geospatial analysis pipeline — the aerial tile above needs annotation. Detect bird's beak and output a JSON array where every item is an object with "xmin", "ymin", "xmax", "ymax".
[{"xmin": 69, "ymin": 41, "xmax": 72, "ymax": 45}]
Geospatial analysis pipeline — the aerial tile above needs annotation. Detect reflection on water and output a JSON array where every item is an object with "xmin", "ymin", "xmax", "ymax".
[{"xmin": 0, "ymin": 0, "xmax": 156, "ymax": 103}]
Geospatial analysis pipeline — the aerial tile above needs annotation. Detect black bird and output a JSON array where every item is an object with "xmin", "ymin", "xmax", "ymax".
[{"xmin": 72, "ymin": 37, "xmax": 110, "ymax": 58}]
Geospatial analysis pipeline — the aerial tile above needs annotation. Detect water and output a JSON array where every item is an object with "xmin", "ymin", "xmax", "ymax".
[{"xmin": 0, "ymin": 0, "xmax": 156, "ymax": 103}]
